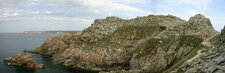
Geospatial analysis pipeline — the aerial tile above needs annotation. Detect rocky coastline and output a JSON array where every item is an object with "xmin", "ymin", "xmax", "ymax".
[{"xmin": 5, "ymin": 14, "xmax": 225, "ymax": 73}]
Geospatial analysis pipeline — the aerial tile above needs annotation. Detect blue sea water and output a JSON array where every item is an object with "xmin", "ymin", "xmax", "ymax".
[{"xmin": 0, "ymin": 33, "xmax": 97, "ymax": 73}]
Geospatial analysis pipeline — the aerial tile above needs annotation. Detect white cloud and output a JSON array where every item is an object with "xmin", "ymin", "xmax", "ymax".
[
  {"xmin": 146, "ymin": 11, "xmax": 152, "ymax": 15},
  {"xmin": 114, "ymin": 0, "xmax": 147, "ymax": 4},
  {"xmin": 108, "ymin": 12, "xmax": 112, "ymax": 15},
  {"xmin": 79, "ymin": 0, "xmax": 145, "ymax": 13},
  {"xmin": 164, "ymin": 0, "xmax": 212, "ymax": 6},
  {"xmin": 0, "ymin": 0, "xmax": 153, "ymax": 32},
  {"xmin": 0, "ymin": 14, "xmax": 92, "ymax": 24},
  {"xmin": 2, "ymin": 12, "xmax": 18, "ymax": 17},
  {"xmin": 30, "ymin": 0, "xmax": 145, "ymax": 13},
  {"xmin": 32, "ymin": 11, "xmax": 40, "ymax": 14},
  {"xmin": 113, "ymin": 3, "xmax": 145, "ymax": 13},
  {"xmin": 11, "ymin": 12, "xmax": 18, "ymax": 16},
  {"xmin": 94, "ymin": 10, "xmax": 100, "ymax": 13},
  {"xmin": 45, "ymin": 11, "xmax": 51, "ymax": 14},
  {"xmin": 185, "ymin": 10, "xmax": 199, "ymax": 15}
]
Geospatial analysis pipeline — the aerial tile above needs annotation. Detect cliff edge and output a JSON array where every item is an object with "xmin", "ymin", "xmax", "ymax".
[{"xmin": 28, "ymin": 14, "xmax": 220, "ymax": 73}]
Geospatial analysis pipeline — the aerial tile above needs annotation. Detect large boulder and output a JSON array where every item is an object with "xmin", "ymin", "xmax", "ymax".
[{"xmin": 4, "ymin": 52, "xmax": 44, "ymax": 69}]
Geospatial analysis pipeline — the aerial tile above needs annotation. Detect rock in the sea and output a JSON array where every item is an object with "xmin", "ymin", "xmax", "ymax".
[{"xmin": 4, "ymin": 52, "xmax": 44, "ymax": 69}]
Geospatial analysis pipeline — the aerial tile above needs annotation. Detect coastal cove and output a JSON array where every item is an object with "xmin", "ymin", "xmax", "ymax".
[{"xmin": 0, "ymin": 33, "xmax": 97, "ymax": 73}]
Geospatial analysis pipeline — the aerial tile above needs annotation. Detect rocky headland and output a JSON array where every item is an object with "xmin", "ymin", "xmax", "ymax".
[
  {"xmin": 168, "ymin": 26, "xmax": 225, "ymax": 73},
  {"xmin": 25, "ymin": 14, "xmax": 224, "ymax": 73}
]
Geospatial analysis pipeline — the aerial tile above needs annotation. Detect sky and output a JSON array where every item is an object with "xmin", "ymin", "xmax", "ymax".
[{"xmin": 0, "ymin": 0, "xmax": 224, "ymax": 33}]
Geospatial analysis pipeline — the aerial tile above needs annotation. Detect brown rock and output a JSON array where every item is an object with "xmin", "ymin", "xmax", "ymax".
[
  {"xmin": 4, "ymin": 52, "xmax": 44, "ymax": 69},
  {"xmin": 63, "ymin": 33, "xmax": 72, "ymax": 44}
]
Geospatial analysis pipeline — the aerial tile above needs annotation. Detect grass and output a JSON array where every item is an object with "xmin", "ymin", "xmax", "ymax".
[
  {"xmin": 163, "ymin": 45, "xmax": 203, "ymax": 73},
  {"xmin": 111, "ymin": 25, "xmax": 159, "ymax": 40},
  {"xmin": 135, "ymin": 38, "xmax": 161, "ymax": 59},
  {"xmin": 174, "ymin": 35, "xmax": 203, "ymax": 52}
]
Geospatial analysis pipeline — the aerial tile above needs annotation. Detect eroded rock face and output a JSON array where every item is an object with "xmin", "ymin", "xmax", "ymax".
[
  {"xmin": 221, "ymin": 26, "xmax": 225, "ymax": 40},
  {"xmin": 29, "ymin": 14, "xmax": 218, "ymax": 72},
  {"xmin": 29, "ymin": 14, "xmax": 185, "ymax": 71},
  {"xmin": 4, "ymin": 52, "xmax": 44, "ymax": 69},
  {"xmin": 129, "ymin": 14, "xmax": 218, "ymax": 73},
  {"xmin": 52, "ymin": 15, "xmax": 186, "ymax": 71},
  {"xmin": 171, "ymin": 26, "xmax": 225, "ymax": 73},
  {"xmin": 28, "ymin": 33, "xmax": 75, "ymax": 56}
]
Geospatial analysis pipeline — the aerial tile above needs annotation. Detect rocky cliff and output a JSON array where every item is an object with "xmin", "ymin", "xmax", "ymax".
[
  {"xmin": 129, "ymin": 14, "xmax": 218, "ymax": 73},
  {"xmin": 28, "ymin": 14, "xmax": 220, "ymax": 73},
  {"xmin": 169, "ymin": 26, "xmax": 225, "ymax": 73}
]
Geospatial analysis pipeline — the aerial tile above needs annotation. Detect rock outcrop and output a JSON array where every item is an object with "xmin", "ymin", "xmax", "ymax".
[
  {"xmin": 4, "ymin": 52, "xmax": 44, "ymax": 69},
  {"xmin": 27, "ymin": 33, "xmax": 76, "ymax": 56},
  {"xmin": 28, "ymin": 14, "xmax": 219, "ymax": 73},
  {"xmin": 170, "ymin": 26, "xmax": 225, "ymax": 73},
  {"xmin": 129, "ymin": 14, "xmax": 218, "ymax": 73}
]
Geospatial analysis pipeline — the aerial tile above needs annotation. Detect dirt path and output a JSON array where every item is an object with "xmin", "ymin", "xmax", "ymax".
[
  {"xmin": 187, "ymin": 49, "xmax": 202, "ymax": 62},
  {"xmin": 202, "ymin": 35, "xmax": 217, "ymax": 48},
  {"xmin": 187, "ymin": 35, "xmax": 217, "ymax": 63}
]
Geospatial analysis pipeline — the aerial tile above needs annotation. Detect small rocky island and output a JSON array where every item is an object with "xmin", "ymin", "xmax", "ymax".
[{"xmin": 4, "ymin": 52, "xmax": 44, "ymax": 69}]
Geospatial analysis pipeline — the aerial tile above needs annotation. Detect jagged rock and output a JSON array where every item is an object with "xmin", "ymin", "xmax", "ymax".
[
  {"xmin": 171, "ymin": 26, "xmax": 225, "ymax": 73},
  {"xmin": 28, "ymin": 14, "xmax": 219, "ymax": 73},
  {"xmin": 29, "ymin": 14, "xmax": 185, "ymax": 71},
  {"xmin": 63, "ymin": 33, "xmax": 73, "ymax": 44},
  {"xmin": 4, "ymin": 52, "xmax": 44, "ymax": 69},
  {"xmin": 129, "ymin": 14, "xmax": 218, "ymax": 73},
  {"xmin": 28, "ymin": 35, "xmax": 70, "ymax": 56},
  {"xmin": 221, "ymin": 26, "xmax": 225, "ymax": 40}
]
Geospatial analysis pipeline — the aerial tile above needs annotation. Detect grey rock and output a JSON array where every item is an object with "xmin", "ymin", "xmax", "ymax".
[
  {"xmin": 172, "ymin": 26, "xmax": 225, "ymax": 73},
  {"xmin": 28, "ymin": 14, "xmax": 221, "ymax": 73}
]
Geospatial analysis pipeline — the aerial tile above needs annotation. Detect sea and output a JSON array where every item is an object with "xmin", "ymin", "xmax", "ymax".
[{"xmin": 0, "ymin": 33, "xmax": 97, "ymax": 73}]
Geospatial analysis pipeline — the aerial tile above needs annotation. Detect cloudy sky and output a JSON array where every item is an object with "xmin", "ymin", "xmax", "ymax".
[{"xmin": 0, "ymin": 0, "xmax": 224, "ymax": 33}]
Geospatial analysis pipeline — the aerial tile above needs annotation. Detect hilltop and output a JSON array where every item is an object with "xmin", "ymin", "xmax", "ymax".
[{"xmin": 26, "ymin": 14, "xmax": 223, "ymax": 73}]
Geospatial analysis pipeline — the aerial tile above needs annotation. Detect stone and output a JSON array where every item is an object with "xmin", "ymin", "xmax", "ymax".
[
  {"xmin": 27, "ymin": 14, "xmax": 220, "ymax": 73},
  {"xmin": 171, "ymin": 26, "xmax": 225, "ymax": 73},
  {"xmin": 4, "ymin": 52, "xmax": 44, "ymax": 69}
]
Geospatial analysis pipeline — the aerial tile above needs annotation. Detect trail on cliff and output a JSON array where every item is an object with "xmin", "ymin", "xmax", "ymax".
[
  {"xmin": 172, "ymin": 26, "xmax": 225, "ymax": 73},
  {"xmin": 202, "ymin": 34, "xmax": 217, "ymax": 48},
  {"xmin": 187, "ymin": 34, "xmax": 217, "ymax": 63},
  {"xmin": 27, "ymin": 14, "xmax": 220, "ymax": 73}
]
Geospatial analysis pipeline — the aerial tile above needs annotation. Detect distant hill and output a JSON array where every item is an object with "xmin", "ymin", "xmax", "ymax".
[{"xmin": 22, "ymin": 31, "xmax": 80, "ymax": 34}]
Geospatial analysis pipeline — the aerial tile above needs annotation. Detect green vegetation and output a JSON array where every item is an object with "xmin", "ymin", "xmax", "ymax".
[
  {"xmin": 111, "ymin": 25, "xmax": 159, "ymax": 40},
  {"xmin": 174, "ymin": 35, "xmax": 203, "ymax": 52},
  {"xmin": 163, "ymin": 45, "xmax": 203, "ymax": 73},
  {"xmin": 135, "ymin": 35, "xmax": 203, "ymax": 60},
  {"xmin": 135, "ymin": 38, "xmax": 161, "ymax": 59},
  {"xmin": 73, "ymin": 25, "xmax": 161, "ymax": 51}
]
